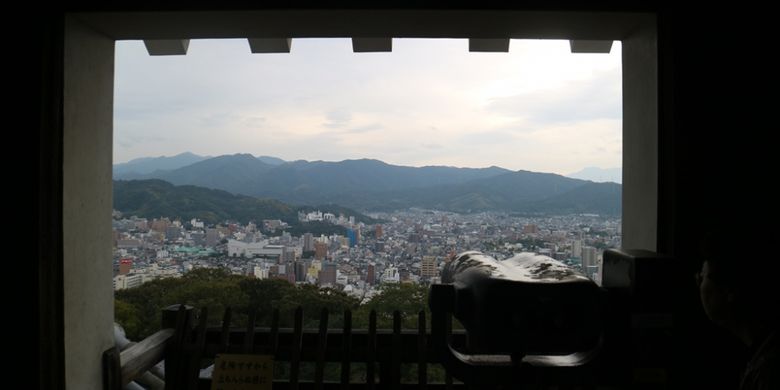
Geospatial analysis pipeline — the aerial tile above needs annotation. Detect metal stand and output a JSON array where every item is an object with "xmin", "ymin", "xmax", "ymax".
[{"xmin": 430, "ymin": 284, "xmax": 602, "ymax": 388}]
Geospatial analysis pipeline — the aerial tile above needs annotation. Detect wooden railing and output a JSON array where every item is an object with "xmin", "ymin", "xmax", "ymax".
[
  {"xmin": 103, "ymin": 304, "xmax": 190, "ymax": 390},
  {"xmin": 104, "ymin": 304, "xmax": 467, "ymax": 390},
  {"xmin": 105, "ymin": 302, "xmax": 620, "ymax": 389},
  {"xmin": 164, "ymin": 306, "xmax": 468, "ymax": 390}
]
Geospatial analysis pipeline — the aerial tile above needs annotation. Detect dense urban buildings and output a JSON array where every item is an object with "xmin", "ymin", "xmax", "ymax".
[{"xmin": 112, "ymin": 209, "xmax": 621, "ymax": 300}]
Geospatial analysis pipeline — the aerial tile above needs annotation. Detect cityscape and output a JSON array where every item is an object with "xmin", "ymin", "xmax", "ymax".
[
  {"xmin": 112, "ymin": 207, "xmax": 621, "ymax": 299},
  {"xmin": 112, "ymin": 37, "xmax": 623, "ymax": 302}
]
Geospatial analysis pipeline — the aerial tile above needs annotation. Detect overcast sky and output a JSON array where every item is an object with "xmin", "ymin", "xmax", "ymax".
[{"xmin": 114, "ymin": 38, "xmax": 622, "ymax": 175}]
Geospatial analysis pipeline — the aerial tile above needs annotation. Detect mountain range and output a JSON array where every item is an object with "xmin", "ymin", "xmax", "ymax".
[
  {"xmin": 567, "ymin": 166, "xmax": 622, "ymax": 184},
  {"xmin": 113, "ymin": 179, "xmax": 376, "ymax": 227},
  {"xmin": 114, "ymin": 152, "xmax": 285, "ymax": 177},
  {"xmin": 114, "ymin": 153, "xmax": 621, "ymax": 215}
]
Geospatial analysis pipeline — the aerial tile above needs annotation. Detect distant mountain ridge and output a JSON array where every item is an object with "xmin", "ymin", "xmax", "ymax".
[
  {"xmin": 113, "ymin": 152, "xmax": 211, "ymax": 176},
  {"xmin": 114, "ymin": 154, "xmax": 621, "ymax": 215},
  {"xmin": 113, "ymin": 153, "xmax": 286, "ymax": 177},
  {"xmin": 567, "ymin": 166, "xmax": 622, "ymax": 184},
  {"xmin": 113, "ymin": 179, "xmax": 376, "ymax": 226},
  {"xmin": 257, "ymin": 155, "xmax": 286, "ymax": 165}
]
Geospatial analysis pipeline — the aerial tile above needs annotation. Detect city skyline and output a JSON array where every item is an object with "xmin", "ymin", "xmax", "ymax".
[{"xmin": 115, "ymin": 38, "xmax": 622, "ymax": 175}]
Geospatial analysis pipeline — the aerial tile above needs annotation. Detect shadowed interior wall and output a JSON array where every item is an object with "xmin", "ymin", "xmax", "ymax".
[
  {"xmin": 63, "ymin": 16, "xmax": 115, "ymax": 389},
  {"xmin": 622, "ymin": 20, "xmax": 658, "ymax": 251}
]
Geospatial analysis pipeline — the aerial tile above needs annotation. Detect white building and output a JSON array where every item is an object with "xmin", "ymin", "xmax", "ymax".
[
  {"xmin": 381, "ymin": 266, "xmax": 400, "ymax": 283},
  {"xmin": 582, "ymin": 246, "xmax": 598, "ymax": 269},
  {"xmin": 572, "ymin": 239, "xmax": 583, "ymax": 259},
  {"xmin": 253, "ymin": 266, "xmax": 269, "ymax": 280},
  {"xmin": 299, "ymin": 210, "xmax": 324, "ymax": 222},
  {"xmin": 153, "ymin": 267, "xmax": 180, "ymax": 279},
  {"xmin": 113, "ymin": 273, "xmax": 146, "ymax": 291},
  {"xmin": 228, "ymin": 239, "xmax": 285, "ymax": 258}
]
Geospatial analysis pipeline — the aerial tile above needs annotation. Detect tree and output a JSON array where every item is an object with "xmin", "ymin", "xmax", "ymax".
[
  {"xmin": 355, "ymin": 283, "xmax": 430, "ymax": 329},
  {"xmin": 239, "ymin": 278, "xmax": 296, "ymax": 326},
  {"xmin": 114, "ymin": 299, "xmax": 142, "ymax": 339},
  {"xmin": 115, "ymin": 268, "xmax": 248, "ymax": 339}
]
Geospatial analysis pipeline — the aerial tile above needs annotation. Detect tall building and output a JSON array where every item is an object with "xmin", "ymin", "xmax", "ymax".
[
  {"xmin": 303, "ymin": 233, "xmax": 314, "ymax": 252},
  {"xmin": 346, "ymin": 228, "xmax": 357, "ymax": 247},
  {"xmin": 308, "ymin": 260, "xmax": 322, "ymax": 279},
  {"xmin": 421, "ymin": 256, "xmax": 438, "ymax": 278},
  {"xmin": 205, "ymin": 228, "xmax": 220, "ymax": 247},
  {"xmin": 294, "ymin": 261, "xmax": 308, "ymax": 282},
  {"xmin": 571, "ymin": 239, "xmax": 582, "ymax": 259},
  {"xmin": 118, "ymin": 259, "xmax": 132, "ymax": 275},
  {"xmin": 522, "ymin": 224, "xmax": 539, "ymax": 234},
  {"xmin": 366, "ymin": 263, "xmax": 375, "ymax": 285},
  {"xmin": 375, "ymin": 225, "xmax": 383, "ymax": 239},
  {"xmin": 318, "ymin": 262, "xmax": 337, "ymax": 286},
  {"xmin": 582, "ymin": 246, "xmax": 598, "ymax": 270},
  {"xmin": 165, "ymin": 226, "xmax": 181, "ymax": 241},
  {"xmin": 314, "ymin": 241, "xmax": 328, "ymax": 260},
  {"xmin": 191, "ymin": 231, "xmax": 205, "ymax": 246},
  {"xmin": 283, "ymin": 247, "xmax": 297, "ymax": 263},
  {"xmin": 151, "ymin": 218, "xmax": 171, "ymax": 233}
]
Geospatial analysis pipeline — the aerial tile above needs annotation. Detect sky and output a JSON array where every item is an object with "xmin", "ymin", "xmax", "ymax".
[{"xmin": 114, "ymin": 38, "xmax": 622, "ymax": 175}]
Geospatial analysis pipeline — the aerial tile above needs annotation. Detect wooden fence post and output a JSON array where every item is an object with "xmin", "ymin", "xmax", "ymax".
[{"xmin": 162, "ymin": 304, "xmax": 193, "ymax": 390}]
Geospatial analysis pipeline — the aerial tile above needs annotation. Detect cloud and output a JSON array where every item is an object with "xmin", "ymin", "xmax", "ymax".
[
  {"xmin": 201, "ymin": 112, "xmax": 240, "ymax": 128},
  {"xmin": 117, "ymin": 134, "xmax": 168, "ymax": 148},
  {"xmin": 345, "ymin": 123, "xmax": 384, "ymax": 133},
  {"xmin": 322, "ymin": 109, "xmax": 353, "ymax": 128},
  {"xmin": 458, "ymin": 131, "xmax": 517, "ymax": 145},
  {"xmin": 114, "ymin": 39, "xmax": 623, "ymax": 174},
  {"xmin": 242, "ymin": 116, "xmax": 267, "ymax": 128},
  {"xmin": 485, "ymin": 70, "xmax": 621, "ymax": 126}
]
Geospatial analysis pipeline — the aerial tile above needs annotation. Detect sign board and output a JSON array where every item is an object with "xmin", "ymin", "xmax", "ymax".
[{"xmin": 211, "ymin": 354, "xmax": 273, "ymax": 390}]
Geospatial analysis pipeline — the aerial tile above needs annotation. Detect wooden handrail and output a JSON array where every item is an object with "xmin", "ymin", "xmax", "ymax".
[
  {"xmin": 157, "ymin": 306, "xmax": 475, "ymax": 389},
  {"xmin": 119, "ymin": 328, "xmax": 175, "ymax": 387},
  {"xmin": 191, "ymin": 327, "xmax": 468, "ymax": 363},
  {"xmin": 104, "ymin": 305, "xmax": 194, "ymax": 390}
]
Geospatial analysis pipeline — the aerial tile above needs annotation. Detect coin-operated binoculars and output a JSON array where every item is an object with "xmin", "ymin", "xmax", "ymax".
[{"xmin": 429, "ymin": 251, "xmax": 605, "ymax": 387}]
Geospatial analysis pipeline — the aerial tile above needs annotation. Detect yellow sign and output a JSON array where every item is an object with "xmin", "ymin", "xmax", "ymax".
[{"xmin": 211, "ymin": 354, "xmax": 274, "ymax": 390}]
